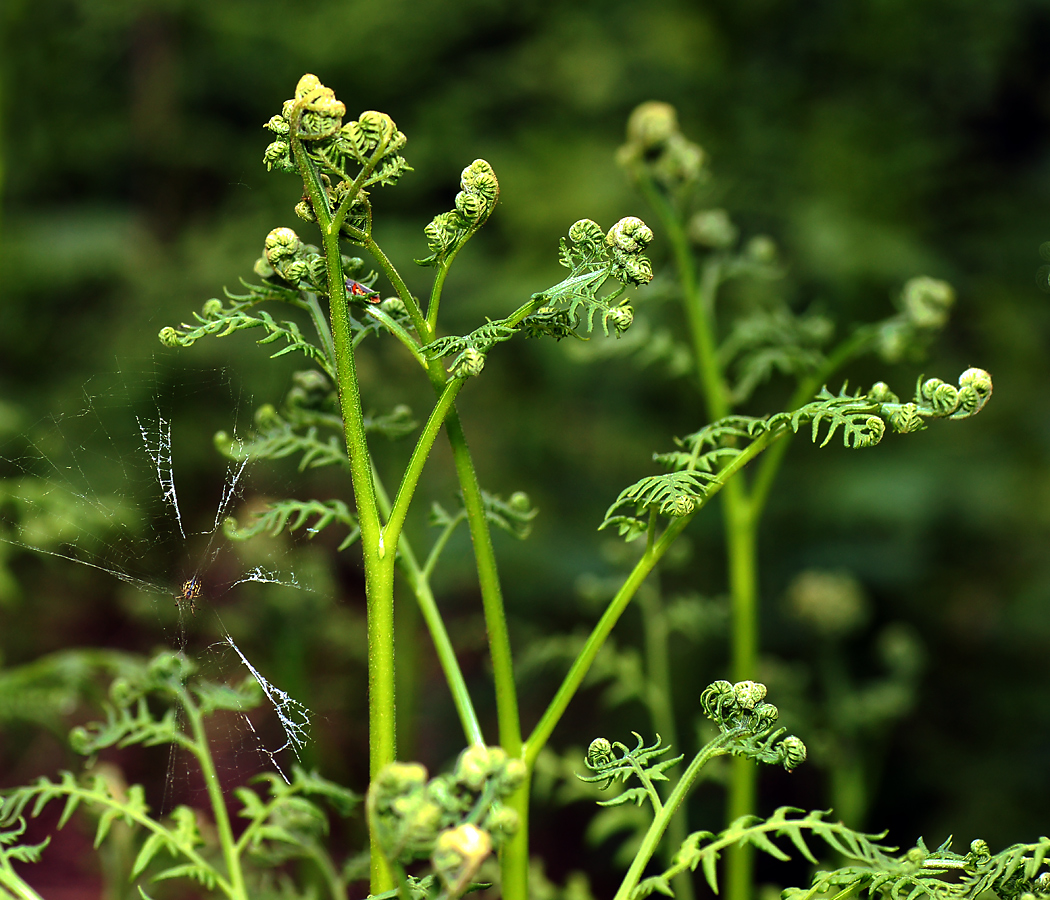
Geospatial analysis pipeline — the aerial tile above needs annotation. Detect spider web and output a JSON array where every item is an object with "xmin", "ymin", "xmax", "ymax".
[{"xmin": 0, "ymin": 359, "xmax": 315, "ymax": 793}]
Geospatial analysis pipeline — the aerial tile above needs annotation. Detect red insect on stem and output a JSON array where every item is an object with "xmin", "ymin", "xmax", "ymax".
[{"xmin": 346, "ymin": 279, "xmax": 381, "ymax": 303}]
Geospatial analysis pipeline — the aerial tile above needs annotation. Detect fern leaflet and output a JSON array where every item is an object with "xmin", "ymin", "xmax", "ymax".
[{"xmin": 224, "ymin": 498, "xmax": 361, "ymax": 551}]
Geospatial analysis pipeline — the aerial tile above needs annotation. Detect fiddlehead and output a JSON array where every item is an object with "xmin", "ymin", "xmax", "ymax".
[
  {"xmin": 784, "ymin": 834, "xmax": 1050, "ymax": 900},
  {"xmin": 423, "ymin": 216, "xmax": 653, "ymax": 376},
  {"xmin": 577, "ymin": 733, "xmax": 684, "ymax": 807},
  {"xmin": 266, "ymin": 76, "xmax": 410, "ymax": 237},
  {"xmin": 699, "ymin": 680, "xmax": 807, "ymax": 770},
  {"xmin": 617, "ymin": 101, "xmax": 707, "ymax": 198},
  {"xmin": 875, "ymin": 276, "xmax": 956, "ymax": 362},
  {"xmin": 416, "ymin": 159, "xmax": 500, "ymax": 268}
]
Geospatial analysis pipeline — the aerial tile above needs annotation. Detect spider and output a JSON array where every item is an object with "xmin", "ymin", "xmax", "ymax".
[{"xmin": 176, "ymin": 576, "xmax": 202, "ymax": 613}]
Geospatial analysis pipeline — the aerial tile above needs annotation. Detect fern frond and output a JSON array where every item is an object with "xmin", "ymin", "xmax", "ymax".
[
  {"xmin": 224, "ymin": 499, "xmax": 360, "ymax": 551},
  {"xmin": 0, "ymin": 816, "xmax": 50, "ymax": 865},
  {"xmin": 634, "ymin": 807, "xmax": 896, "ymax": 900},
  {"xmin": 601, "ymin": 471, "xmax": 716, "ymax": 530},
  {"xmin": 217, "ymin": 405, "xmax": 348, "ymax": 471},
  {"xmin": 653, "ymin": 446, "xmax": 741, "ymax": 474},
  {"xmin": 577, "ymin": 734, "xmax": 683, "ymax": 802},
  {"xmin": 675, "ymin": 416, "xmax": 768, "ymax": 452},
  {"xmin": 225, "ymin": 276, "xmax": 307, "ymax": 307},
  {"xmin": 422, "ymin": 320, "xmax": 519, "ymax": 377},
  {"xmin": 781, "ymin": 834, "xmax": 1050, "ymax": 900},
  {"xmin": 479, "ymin": 490, "xmax": 539, "ymax": 540},
  {"xmin": 768, "ymin": 386, "xmax": 885, "ymax": 448},
  {"xmin": 159, "ymin": 300, "xmax": 335, "ymax": 381}
]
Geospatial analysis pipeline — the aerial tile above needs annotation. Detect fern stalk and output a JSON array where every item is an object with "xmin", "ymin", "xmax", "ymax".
[
  {"xmin": 178, "ymin": 683, "xmax": 249, "ymax": 899},
  {"xmin": 640, "ymin": 171, "xmax": 763, "ymax": 900},
  {"xmin": 370, "ymin": 464, "xmax": 484, "ymax": 746},
  {"xmin": 0, "ymin": 862, "xmax": 46, "ymax": 900},
  {"xmin": 639, "ymin": 582, "xmax": 695, "ymax": 900},
  {"xmin": 525, "ymin": 426, "xmax": 781, "ymax": 770},
  {"xmin": 289, "ymin": 107, "xmax": 394, "ymax": 894},
  {"xmin": 613, "ymin": 734, "xmax": 737, "ymax": 900}
]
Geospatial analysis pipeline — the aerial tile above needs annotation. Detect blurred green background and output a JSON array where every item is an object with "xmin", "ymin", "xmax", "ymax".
[{"xmin": 2, "ymin": 0, "xmax": 1049, "ymax": 895}]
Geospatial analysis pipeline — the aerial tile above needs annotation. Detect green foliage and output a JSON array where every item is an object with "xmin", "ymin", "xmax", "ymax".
[
  {"xmin": 601, "ymin": 366, "xmax": 991, "ymax": 540},
  {"xmin": 578, "ymin": 733, "xmax": 684, "ymax": 801},
  {"xmin": 368, "ymin": 747, "xmax": 527, "ymax": 899},
  {"xmin": 159, "ymin": 295, "xmax": 337, "ymax": 381},
  {"xmin": 225, "ymin": 497, "xmax": 361, "ymax": 550},
  {"xmin": 635, "ymin": 807, "xmax": 896, "ymax": 900},
  {"xmin": 0, "ymin": 68, "xmax": 1025, "ymax": 900},
  {"xmin": 785, "ymin": 835, "xmax": 1050, "ymax": 900},
  {"xmin": 423, "ymin": 214, "xmax": 654, "ymax": 377},
  {"xmin": 0, "ymin": 651, "xmax": 356, "ymax": 899}
]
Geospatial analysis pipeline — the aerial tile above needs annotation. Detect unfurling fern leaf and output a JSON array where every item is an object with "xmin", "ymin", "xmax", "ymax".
[
  {"xmin": 768, "ymin": 386, "xmax": 886, "ymax": 448},
  {"xmin": 159, "ymin": 298, "xmax": 336, "ymax": 381},
  {"xmin": 577, "ymin": 734, "xmax": 683, "ymax": 804},
  {"xmin": 601, "ymin": 471, "xmax": 716, "ymax": 531}
]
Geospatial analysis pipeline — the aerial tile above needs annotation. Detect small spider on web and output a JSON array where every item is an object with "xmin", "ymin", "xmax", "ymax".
[{"xmin": 0, "ymin": 375, "xmax": 314, "ymax": 787}]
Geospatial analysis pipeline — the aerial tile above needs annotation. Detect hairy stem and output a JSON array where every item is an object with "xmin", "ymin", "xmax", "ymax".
[
  {"xmin": 291, "ymin": 117, "xmax": 394, "ymax": 893},
  {"xmin": 383, "ymin": 377, "xmax": 464, "ymax": 555},
  {"xmin": 365, "ymin": 236, "xmax": 429, "ymax": 341},
  {"xmin": 0, "ymin": 864, "xmax": 47, "ymax": 900}
]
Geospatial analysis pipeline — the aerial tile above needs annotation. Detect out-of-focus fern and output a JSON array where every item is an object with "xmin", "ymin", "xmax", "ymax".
[
  {"xmin": 224, "ymin": 498, "xmax": 360, "ymax": 551},
  {"xmin": 215, "ymin": 373, "xmax": 416, "ymax": 473},
  {"xmin": 718, "ymin": 306, "xmax": 833, "ymax": 405},
  {"xmin": 0, "ymin": 652, "xmax": 355, "ymax": 899},
  {"xmin": 429, "ymin": 490, "xmax": 538, "ymax": 542}
]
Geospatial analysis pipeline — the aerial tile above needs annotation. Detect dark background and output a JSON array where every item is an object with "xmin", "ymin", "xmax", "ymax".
[{"xmin": 2, "ymin": 0, "xmax": 1049, "ymax": 896}]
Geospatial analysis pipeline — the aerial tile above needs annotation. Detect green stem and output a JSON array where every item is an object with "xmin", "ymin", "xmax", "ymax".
[
  {"xmin": 423, "ymin": 511, "xmax": 467, "ymax": 581},
  {"xmin": 383, "ymin": 378, "xmax": 464, "ymax": 553},
  {"xmin": 0, "ymin": 865, "xmax": 46, "ymax": 900},
  {"xmin": 442, "ymin": 408, "xmax": 521, "ymax": 752},
  {"xmin": 613, "ymin": 735, "xmax": 734, "ymax": 900},
  {"xmin": 643, "ymin": 173, "xmax": 761, "ymax": 900},
  {"xmin": 426, "ymin": 262, "xmax": 454, "ymax": 331},
  {"xmin": 302, "ymin": 840, "xmax": 348, "ymax": 900},
  {"xmin": 181, "ymin": 691, "xmax": 247, "ymax": 899},
  {"xmin": 291, "ymin": 115, "xmax": 393, "ymax": 894},
  {"xmin": 425, "ymin": 388, "xmax": 524, "ymax": 898},
  {"xmin": 364, "ymin": 236, "xmax": 430, "ymax": 341},
  {"xmin": 525, "ymin": 426, "xmax": 780, "ymax": 770},
  {"xmin": 749, "ymin": 326, "xmax": 876, "ymax": 519},
  {"xmin": 639, "ymin": 581, "xmax": 695, "ymax": 900},
  {"xmin": 303, "ymin": 291, "xmax": 337, "ymax": 366},
  {"xmin": 371, "ymin": 464, "xmax": 485, "ymax": 746},
  {"xmin": 526, "ymin": 516, "xmax": 688, "ymax": 769},
  {"xmin": 365, "ymin": 305, "xmax": 427, "ymax": 368}
]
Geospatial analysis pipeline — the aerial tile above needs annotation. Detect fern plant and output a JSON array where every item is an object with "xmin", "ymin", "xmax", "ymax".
[{"xmin": 0, "ymin": 74, "xmax": 1036, "ymax": 900}]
